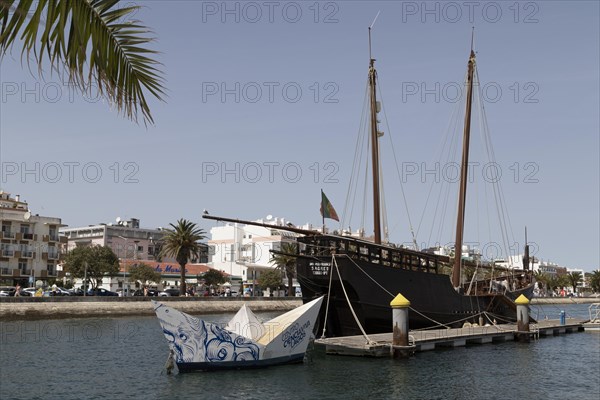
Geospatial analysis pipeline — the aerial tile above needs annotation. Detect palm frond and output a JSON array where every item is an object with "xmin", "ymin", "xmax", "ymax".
[{"xmin": 0, "ymin": 0, "xmax": 165, "ymax": 125}]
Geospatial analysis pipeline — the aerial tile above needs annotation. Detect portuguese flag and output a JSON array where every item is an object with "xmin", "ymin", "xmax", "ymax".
[{"xmin": 320, "ymin": 190, "xmax": 340, "ymax": 222}]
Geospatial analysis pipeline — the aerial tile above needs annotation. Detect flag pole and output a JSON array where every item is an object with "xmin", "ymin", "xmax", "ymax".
[{"xmin": 321, "ymin": 189, "xmax": 325, "ymax": 234}]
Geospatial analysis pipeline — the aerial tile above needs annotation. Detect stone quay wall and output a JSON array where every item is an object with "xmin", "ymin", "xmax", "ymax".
[{"xmin": 0, "ymin": 297, "xmax": 303, "ymax": 321}]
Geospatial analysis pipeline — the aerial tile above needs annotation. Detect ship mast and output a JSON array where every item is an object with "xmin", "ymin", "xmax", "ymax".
[
  {"xmin": 451, "ymin": 38, "xmax": 476, "ymax": 289},
  {"xmin": 368, "ymin": 25, "xmax": 382, "ymax": 245},
  {"xmin": 523, "ymin": 226, "xmax": 530, "ymax": 270}
]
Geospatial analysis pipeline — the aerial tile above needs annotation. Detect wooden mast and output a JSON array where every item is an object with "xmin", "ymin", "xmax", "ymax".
[
  {"xmin": 451, "ymin": 43, "xmax": 477, "ymax": 289},
  {"xmin": 368, "ymin": 26, "xmax": 382, "ymax": 245},
  {"xmin": 523, "ymin": 226, "xmax": 530, "ymax": 270}
]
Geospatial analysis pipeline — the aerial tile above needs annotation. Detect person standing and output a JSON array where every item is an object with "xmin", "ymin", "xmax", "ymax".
[{"xmin": 14, "ymin": 283, "xmax": 20, "ymax": 296}]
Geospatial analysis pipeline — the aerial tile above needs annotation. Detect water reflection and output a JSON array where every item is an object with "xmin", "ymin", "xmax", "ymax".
[{"xmin": 0, "ymin": 305, "xmax": 598, "ymax": 400}]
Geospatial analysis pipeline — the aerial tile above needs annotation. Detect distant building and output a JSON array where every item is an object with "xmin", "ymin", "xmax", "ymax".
[
  {"xmin": 61, "ymin": 218, "xmax": 208, "ymax": 264},
  {"xmin": 208, "ymin": 216, "xmax": 307, "ymax": 288},
  {"xmin": 0, "ymin": 191, "xmax": 67, "ymax": 286},
  {"xmin": 61, "ymin": 218, "xmax": 209, "ymax": 294},
  {"xmin": 72, "ymin": 261, "xmax": 216, "ymax": 294},
  {"xmin": 566, "ymin": 268, "xmax": 588, "ymax": 292},
  {"xmin": 535, "ymin": 261, "xmax": 567, "ymax": 276}
]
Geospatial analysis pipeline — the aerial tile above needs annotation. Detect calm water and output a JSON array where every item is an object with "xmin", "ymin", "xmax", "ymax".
[{"xmin": 1, "ymin": 304, "xmax": 598, "ymax": 400}]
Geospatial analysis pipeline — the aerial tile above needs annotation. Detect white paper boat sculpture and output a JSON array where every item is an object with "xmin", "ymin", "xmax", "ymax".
[{"xmin": 152, "ymin": 296, "xmax": 324, "ymax": 372}]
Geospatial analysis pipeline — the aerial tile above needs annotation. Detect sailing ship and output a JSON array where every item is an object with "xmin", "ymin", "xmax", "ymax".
[
  {"xmin": 153, "ymin": 296, "xmax": 324, "ymax": 372},
  {"xmin": 204, "ymin": 31, "xmax": 535, "ymax": 338},
  {"xmin": 291, "ymin": 33, "xmax": 535, "ymax": 336}
]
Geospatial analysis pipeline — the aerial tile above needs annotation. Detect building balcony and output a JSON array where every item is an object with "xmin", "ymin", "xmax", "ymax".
[
  {"xmin": 21, "ymin": 251, "xmax": 34, "ymax": 259},
  {"xmin": 48, "ymin": 251, "xmax": 59, "ymax": 260},
  {"xmin": 22, "ymin": 233, "xmax": 35, "ymax": 240},
  {"xmin": 20, "ymin": 269, "xmax": 31, "ymax": 276},
  {"xmin": 1, "ymin": 249, "xmax": 14, "ymax": 257},
  {"xmin": 1, "ymin": 231, "xmax": 15, "ymax": 239},
  {"xmin": 0, "ymin": 268, "xmax": 9, "ymax": 275}
]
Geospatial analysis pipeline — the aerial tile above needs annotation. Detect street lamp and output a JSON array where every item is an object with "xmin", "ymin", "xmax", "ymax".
[{"xmin": 118, "ymin": 236, "xmax": 128, "ymax": 296}]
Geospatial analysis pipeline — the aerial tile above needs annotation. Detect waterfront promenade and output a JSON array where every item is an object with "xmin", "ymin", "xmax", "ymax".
[
  {"xmin": 0, "ymin": 296, "xmax": 596, "ymax": 321},
  {"xmin": 0, "ymin": 297, "xmax": 303, "ymax": 321}
]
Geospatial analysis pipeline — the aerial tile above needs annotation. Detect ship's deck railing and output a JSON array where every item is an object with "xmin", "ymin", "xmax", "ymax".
[{"xmin": 297, "ymin": 235, "xmax": 444, "ymax": 274}]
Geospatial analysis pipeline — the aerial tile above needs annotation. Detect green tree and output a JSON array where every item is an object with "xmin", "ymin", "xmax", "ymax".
[
  {"xmin": 64, "ymin": 245, "xmax": 119, "ymax": 288},
  {"xmin": 202, "ymin": 268, "xmax": 227, "ymax": 287},
  {"xmin": 588, "ymin": 270, "xmax": 600, "ymax": 293},
  {"xmin": 533, "ymin": 270, "xmax": 549, "ymax": 295},
  {"xmin": 129, "ymin": 263, "xmax": 161, "ymax": 287},
  {"xmin": 567, "ymin": 271, "xmax": 582, "ymax": 294},
  {"xmin": 0, "ymin": 0, "xmax": 165, "ymax": 125},
  {"xmin": 160, "ymin": 219, "xmax": 205, "ymax": 296},
  {"xmin": 269, "ymin": 242, "xmax": 297, "ymax": 297},
  {"xmin": 259, "ymin": 269, "xmax": 283, "ymax": 293}
]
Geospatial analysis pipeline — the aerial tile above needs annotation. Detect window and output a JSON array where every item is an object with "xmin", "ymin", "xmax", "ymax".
[
  {"xmin": 47, "ymin": 263, "xmax": 55, "ymax": 275},
  {"xmin": 2, "ymin": 223, "xmax": 13, "ymax": 238},
  {"xmin": 1, "ymin": 243, "xmax": 14, "ymax": 257},
  {"xmin": 48, "ymin": 246, "xmax": 58, "ymax": 259},
  {"xmin": 18, "ymin": 260, "xmax": 28, "ymax": 272}
]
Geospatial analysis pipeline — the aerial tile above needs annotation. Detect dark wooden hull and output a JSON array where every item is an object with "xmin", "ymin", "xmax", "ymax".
[{"xmin": 296, "ymin": 236, "xmax": 534, "ymax": 337}]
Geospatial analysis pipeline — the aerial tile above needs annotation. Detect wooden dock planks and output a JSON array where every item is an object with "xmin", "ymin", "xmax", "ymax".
[{"xmin": 314, "ymin": 319, "xmax": 586, "ymax": 357}]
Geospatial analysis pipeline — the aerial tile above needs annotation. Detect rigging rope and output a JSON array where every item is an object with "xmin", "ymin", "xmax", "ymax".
[
  {"xmin": 320, "ymin": 254, "xmax": 336, "ymax": 339},
  {"xmin": 377, "ymin": 80, "xmax": 418, "ymax": 248},
  {"xmin": 331, "ymin": 255, "xmax": 375, "ymax": 344},
  {"xmin": 342, "ymin": 81, "xmax": 370, "ymax": 231}
]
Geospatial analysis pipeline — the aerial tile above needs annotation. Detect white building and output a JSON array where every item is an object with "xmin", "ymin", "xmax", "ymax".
[
  {"xmin": 0, "ymin": 191, "xmax": 66, "ymax": 285},
  {"xmin": 208, "ymin": 216, "xmax": 308, "ymax": 287}
]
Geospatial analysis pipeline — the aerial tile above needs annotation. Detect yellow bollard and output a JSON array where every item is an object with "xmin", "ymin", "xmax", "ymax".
[
  {"xmin": 390, "ymin": 293, "xmax": 412, "ymax": 358},
  {"xmin": 515, "ymin": 294, "xmax": 530, "ymax": 342}
]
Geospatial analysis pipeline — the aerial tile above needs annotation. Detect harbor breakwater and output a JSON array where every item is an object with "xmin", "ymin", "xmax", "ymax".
[
  {"xmin": 0, "ymin": 297, "xmax": 303, "ymax": 321},
  {"xmin": 0, "ymin": 296, "xmax": 596, "ymax": 321}
]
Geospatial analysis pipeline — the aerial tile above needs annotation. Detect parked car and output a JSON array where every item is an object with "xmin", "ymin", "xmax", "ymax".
[
  {"xmin": 133, "ymin": 289, "xmax": 160, "ymax": 297},
  {"xmin": 0, "ymin": 286, "xmax": 32, "ymax": 296},
  {"xmin": 69, "ymin": 288, "xmax": 85, "ymax": 296},
  {"xmin": 87, "ymin": 288, "xmax": 119, "ymax": 296},
  {"xmin": 0, "ymin": 286, "xmax": 15, "ymax": 296},
  {"xmin": 22, "ymin": 287, "xmax": 38, "ymax": 297},
  {"xmin": 50, "ymin": 287, "xmax": 72, "ymax": 296},
  {"xmin": 158, "ymin": 288, "xmax": 180, "ymax": 297}
]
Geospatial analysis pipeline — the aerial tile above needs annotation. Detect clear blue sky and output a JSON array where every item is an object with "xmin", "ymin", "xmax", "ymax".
[{"xmin": 1, "ymin": 1, "xmax": 598, "ymax": 271}]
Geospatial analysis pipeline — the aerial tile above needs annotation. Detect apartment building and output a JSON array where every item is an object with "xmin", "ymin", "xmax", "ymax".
[{"xmin": 0, "ymin": 191, "xmax": 67, "ymax": 285}]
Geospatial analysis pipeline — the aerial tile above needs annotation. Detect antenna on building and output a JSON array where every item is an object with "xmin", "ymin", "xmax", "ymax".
[
  {"xmin": 266, "ymin": 215, "xmax": 273, "ymax": 221},
  {"xmin": 23, "ymin": 211, "xmax": 31, "ymax": 220}
]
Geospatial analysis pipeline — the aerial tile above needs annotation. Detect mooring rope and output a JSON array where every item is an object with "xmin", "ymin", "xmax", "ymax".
[
  {"xmin": 331, "ymin": 255, "xmax": 376, "ymax": 345},
  {"xmin": 320, "ymin": 255, "xmax": 336, "ymax": 339}
]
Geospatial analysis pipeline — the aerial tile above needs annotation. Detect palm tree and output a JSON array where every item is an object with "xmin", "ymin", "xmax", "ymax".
[
  {"xmin": 270, "ymin": 242, "xmax": 298, "ymax": 297},
  {"xmin": 533, "ymin": 270, "xmax": 549, "ymax": 295},
  {"xmin": 588, "ymin": 270, "xmax": 600, "ymax": 293},
  {"xmin": 567, "ymin": 271, "xmax": 582, "ymax": 294},
  {"xmin": 0, "ymin": 0, "xmax": 164, "ymax": 125},
  {"xmin": 160, "ymin": 219, "xmax": 205, "ymax": 296}
]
